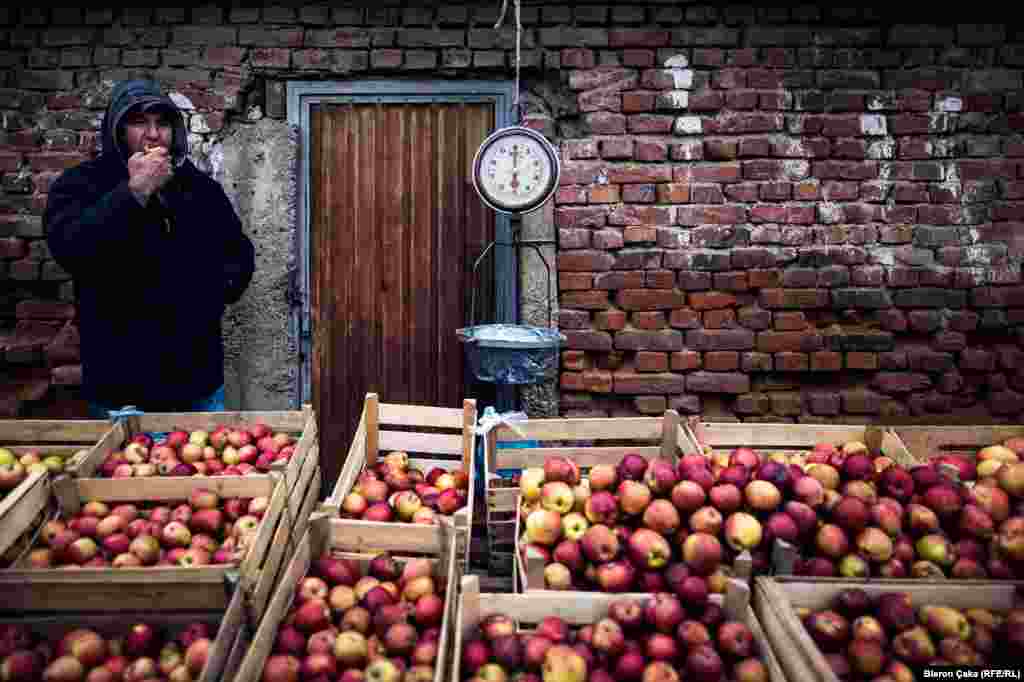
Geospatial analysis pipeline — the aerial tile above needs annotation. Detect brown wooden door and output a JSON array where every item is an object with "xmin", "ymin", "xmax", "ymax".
[{"xmin": 309, "ymin": 102, "xmax": 496, "ymax": 493}]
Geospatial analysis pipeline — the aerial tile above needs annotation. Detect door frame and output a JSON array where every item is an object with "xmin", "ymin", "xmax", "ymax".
[{"xmin": 287, "ymin": 80, "xmax": 518, "ymax": 408}]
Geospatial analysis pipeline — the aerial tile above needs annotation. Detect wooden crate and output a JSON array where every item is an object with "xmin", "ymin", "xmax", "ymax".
[
  {"xmin": 893, "ymin": 424, "xmax": 1024, "ymax": 463},
  {"xmin": 66, "ymin": 407, "xmax": 317, "ymax": 493},
  {"xmin": 483, "ymin": 410, "xmax": 697, "ymax": 570},
  {"xmin": 1, "ymin": 418, "xmax": 116, "ymax": 558},
  {"xmin": 454, "ymin": 574, "xmax": 786, "ymax": 682},
  {"xmin": 753, "ymin": 576, "xmax": 1024, "ymax": 682},
  {"xmin": 322, "ymin": 393, "xmax": 477, "ymax": 569},
  {"xmin": 231, "ymin": 513, "xmax": 458, "ymax": 682},
  {"xmin": 0, "ymin": 417, "xmax": 112, "ymax": 463},
  {"xmin": 0, "ymin": 472, "xmax": 302, "ymax": 617},
  {"xmin": 1, "ymin": 577, "xmax": 250, "ymax": 682},
  {"xmin": 685, "ymin": 421, "xmax": 920, "ymax": 468}
]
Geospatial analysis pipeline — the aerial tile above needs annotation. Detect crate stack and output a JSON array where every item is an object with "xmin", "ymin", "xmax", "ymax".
[{"xmin": 0, "ymin": 408, "xmax": 321, "ymax": 682}]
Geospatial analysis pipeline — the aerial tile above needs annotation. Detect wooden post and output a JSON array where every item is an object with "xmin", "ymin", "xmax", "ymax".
[
  {"xmin": 365, "ymin": 393, "xmax": 379, "ymax": 466},
  {"xmin": 524, "ymin": 546, "xmax": 546, "ymax": 590},
  {"xmin": 661, "ymin": 410, "xmax": 680, "ymax": 461},
  {"xmin": 772, "ymin": 539, "xmax": 798, "ymax": 576},
  {"xmin": 462, "ymin": 399, "xmax": 476, "ymax": 472},
  {"xmin": 723, "ymin": 578, "xmax": 751, "ymax": 621},
  {"xmin": 460, "ymin": 574, "xmax": 481, "ymax": 640},
  {"xmin": 52, "ymin": 474, "xmax": 80, "ymax": 516},
  {"xmin": 734, "ymin": 550, "xmax": 753, "ymax": 582}
]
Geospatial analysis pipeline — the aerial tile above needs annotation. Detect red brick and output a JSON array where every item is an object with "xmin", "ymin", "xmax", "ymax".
[
  {"xmin": 703, "ymin": 351, "xmax": 739, "ymax": 371},
  {"xmin": 622, "ymin": 92, "xmax": 655, "ymax": 113},
  {"xmin": 677, "ymin": 271, "xmax": 712, "ymax": 291},
  {"xmin": 671, "ymin": 350, "xmax": 701, "ymax": 371},
  {"xmin": 0, "ymin": 151, "xmax": 23, "ymax": 173},
  {"xmin": 631, "ymin": 312, "xmax": 667, "ymax": 330},
  {"xmin": 622, "ymin": 184, "xmax": 656, "ymax": 203},
  {"xmin": 735, "ymin": 393, "xmax": 771, "ymax": 415},
  {"xmin": 594, "ymin": 310, "xmax": 627, "ymax": 331},
  {"xmin": 559, "ymin": 272, "xmax": 593, "ymax": 291},
  {"xmin": 646, "ymin": 270, "xmax": 675, "ymax": 288},
  {"xmin": 635, "ymin": 396, "xmax": 668, "ymax": 414},
  {"xmin": 657, "ymin": 183, "xmax": 691, "ymax": 203},
  {"xmin": 635, "ymin": 141, "xmax": 668, "ymax": 162},
  {"xmin": 15, "ymin": 300, "xmax": 75, "ymax": 319},
  {"xmin": 810, "ymin": 351, "xmax": 843, "ymax": 371},
  {"xmin": 961, "ymin": 349, "xmax": 997, "ymax": 372},
  {"xmin": 684, "ymin": 329, "xmax": 755, "ymax": 351},
  {"xmin": 561, "ymin": 291, "xmax": 611, "ymax": 310},
  {"xmin": 589, "ymin": 185, "xmax": 620, "ymax": 204},
  {"xmin": 592, "ymin": 230, "xmax": 625, "ymax": 250},
  {"xmin": 677, "ymin": 205, "xmax": 748, "ymax": 225},
  {"xmin": 757, "ymin": 330, "xmax": 824, "ymax": 353},
  {"xmin": 636, "ymin": 352, "xmax": 669, "ymax": 372},
  {"xmin": 583, "ymin": 370, "xmax": 614, "ymax": 393},
  {"xmin": 669, "ymin": 308, "xmax": 701, "ymax": 329},
  {"xmin": 677, "ymin": 163, "xmax": 742, "ymax": 183},
  {"xmin": 26, "ymin": 152, "xmax": 85, "ymax": 172},
  {"xmin": 846, "ymin": 352, "xmax": 878, "ymax": 370},
  {"xmin": 624, "ymin": 226, "xmax": 657, "ymax": 244},
  {"xmin": 561, "ymin": 48, "xmax": 596, "ymax": 69},
  {"xmin": 713, "ymin": 272, "xmax": 748, "ymax": 291},
  {"xmin": 749, "ymin": 269, "xmax": 782, "ymax": 288},
  {"xmin": 564, "ymin": 330, "xmax": 614, "ymax": 351},
  {"xmin": 807, "ymin": 392, "xmax": 841, "ymax": 415},
  {"xmin": 741, "ymin": 352, "xmax": 773, "ymax": 371},
  {"xmin": 617, "ymin": 289, "xmax": 686, "ymax": 310},
  {"xmin": 560, "ymin": 372, "xmax": 585, "ymax": 391},
  {"xmin": 686, "ymin": 371, "xmax": 750, "ymax": 394},
  {"xmin": 559, "ymin": 251, "xmax": 615, "ymax": 271},
  {"xmin": 613, "ymin": 371, "xmax": 686, "ymax": 394},
  {"xmin": 689, "ymin": 291, "xmax": 737, "ymax": 310},
  {"xmin": 562, "ymin": 351, "xmax": 589, "ymax": 371},
  {"xmin": 872, "ymin": 372, "xmax": 931, "ymax": 393},
  {"xmin": 737, "ymin": 306, "xmax": 771, "ymax": 330},
  {"xmin": 775, "ymin": 352, "xmax": 809, "ymax": 371},
  {"xmin": 0, "ymin": 237, "xmax": 27, "ymax": 259},
  {"xmin": 703, "ymin": 309, "xmax": 737, "ymax": 329},
  {"xmin": 759, "ymin": 288, "xmax": 829, "ymax": 309}
]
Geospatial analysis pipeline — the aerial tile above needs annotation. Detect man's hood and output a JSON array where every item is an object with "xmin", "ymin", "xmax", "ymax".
[{"xmin": 101, "ymin": 79, "xmax": 188, "ymax": 168}]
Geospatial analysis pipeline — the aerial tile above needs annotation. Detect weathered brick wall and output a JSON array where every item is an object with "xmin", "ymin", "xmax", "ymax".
[
  {"xmin": 549, "ymin": 12, "xmax": 1024, "ymax": 422},
  {"xmin": 0, "ymin": 5, "xmax": 1020, "ymax": 423}
]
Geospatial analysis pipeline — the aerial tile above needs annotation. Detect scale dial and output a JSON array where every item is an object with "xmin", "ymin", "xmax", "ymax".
[{"xmin": 472, "ymin": 126, "xmax": 560, "ymax": 215}]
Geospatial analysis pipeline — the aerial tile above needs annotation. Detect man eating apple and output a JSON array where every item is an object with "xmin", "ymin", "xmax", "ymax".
[{"xmin": 45, "ymin": 79, "xmax": 255, "ymax": 416}]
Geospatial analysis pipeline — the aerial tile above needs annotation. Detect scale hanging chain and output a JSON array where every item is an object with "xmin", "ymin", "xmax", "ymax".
[{"xmin": 494, "ymin": 0, "xmax": 523, "ymax": 124}]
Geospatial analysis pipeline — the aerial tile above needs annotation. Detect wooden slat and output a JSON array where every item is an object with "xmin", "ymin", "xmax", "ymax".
[
  {"xmin": 0, "ymin": 469, "xmax": 49, "ymax": 557},
  {"xmin": 754, "ymin": 577, "xmax": 1024, "ymax": 682},
  {"xmin": 378, "ymin": 402, "xmax": 467, "ymax": 429},
  {"xmin": 75, "ymin": 474, "xmax": 275, "ymax": 502},
  {"xmin": 380, "ymin": 105, "xmax": 410, "ymax": 405},
  {"xmin": 455, "ymin": 576, "xmax": 785, "ymax": 682},
  {"xmin": 491, "ymin": 445, "xmax": 663, "ymax": 470},
  {"xmin": 379, "ymin": 430, "xmax": 464, "ymax": 455},
  {"xmin": 58, "ymin": 422, "xmax": 126, "ymax": 478},
  {"xmin": 410, "ymin": 104, "xmax": 437, "ymax": 405},
  {"xmin": 437, "ymin": 103, "xmax": 462, "ymax": 407},
  {"xmin": 895, "ymin": 424, "xmax": 1024, "ymax": 459},
  {"xmin": 365, "ymin": 393, "xmax": 379, "ymax": 466},
  {"xmin": 134, "ymin": 411, "xmax": 309, "ymax": 433},
  {"xmin": 0, "ymin": 419, "xmax": 111, "ymax": 443},
  {"xmin": 692, "ymin": 422, "xmax": 885, "ymax": 448},
  {"xmin": 235, "ymin": 516, "xmax": 456, "ymax": 682},
  {"xmin": 494, "ymin": 416, "xmax": 665, "ymax": 443}
]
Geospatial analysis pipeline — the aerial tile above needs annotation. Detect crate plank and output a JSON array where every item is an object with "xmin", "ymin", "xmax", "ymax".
[
  {"xmin": 324, "ymin": 393, "xmax": 477, "ymax": 570},
  {"xmin": 754, "ymin": 577, "xmax": 1024, "ymax": 682},
  {"xmin": 233, "ymin": 514, "xmax": 457, "ymax": 682},
  {"xmin": 0, "ymin": 469, "xmax": 49, "ymax": 558},
  {"xmin": 455, "ymin": 575, "xmax": 785, "ymax": 682},
  {"xmin": 894, "ymin": 424, "xmax": 1024, "ymax": 461}
]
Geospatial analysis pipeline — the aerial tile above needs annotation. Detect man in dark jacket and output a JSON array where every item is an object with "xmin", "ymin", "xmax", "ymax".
[{"xmin": 46, "ymin": 79, "xmax": 255, "ymax": 417}]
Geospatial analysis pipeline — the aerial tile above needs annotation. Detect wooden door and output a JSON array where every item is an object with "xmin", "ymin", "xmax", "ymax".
[{"xmin": 309, "ymin": 102, "xmax": 496, "ymax": 493}]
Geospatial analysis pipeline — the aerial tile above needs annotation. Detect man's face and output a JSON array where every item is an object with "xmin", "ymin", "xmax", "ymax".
[{"xmin": 122, "ymin": 108, "xmax": 173, "ymax": 156}]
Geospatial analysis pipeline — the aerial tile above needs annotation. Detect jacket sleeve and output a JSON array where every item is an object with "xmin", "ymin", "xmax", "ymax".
[
  {"xmin": 44, "ymin": 167, "xmax": 149, "ymax": 277},
  {"xmin": 215, "ymin": 187, "xmax": 255, "ymax": 305}
]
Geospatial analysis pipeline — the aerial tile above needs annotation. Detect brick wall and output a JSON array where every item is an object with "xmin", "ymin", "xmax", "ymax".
[{"xmin": 0, "ymin": 5, "xmax": 1021, "ymax": 422}]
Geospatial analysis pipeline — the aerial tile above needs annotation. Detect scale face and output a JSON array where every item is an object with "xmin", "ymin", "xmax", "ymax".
[{"xmin": 472, "ymin": 126, "xmax": 560, "ymax": 215}]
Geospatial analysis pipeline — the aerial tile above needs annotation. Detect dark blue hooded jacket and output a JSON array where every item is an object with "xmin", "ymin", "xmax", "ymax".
[{"xmin": 45, "ymin": 80, "xmax": 255, "ymax": 410}]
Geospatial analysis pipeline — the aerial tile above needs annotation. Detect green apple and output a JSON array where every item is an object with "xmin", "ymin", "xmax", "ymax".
[
  {"xmin": 0, "ymin": 448, "xmax": 15, "ymax": 467},
  {"xmin": 43, "ymin": 456, "xmax": 65, "ymax": 473}
]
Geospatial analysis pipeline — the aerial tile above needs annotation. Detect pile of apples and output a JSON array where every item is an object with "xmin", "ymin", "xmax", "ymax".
[
  {"xmin": 797, "ymin": 587, "xmax": 1023, "ymax": 675},
  {"xmin": 24, "ymin": 488, "xmax": 268, "ymax": 569},
  {"xmin": 97, "ymin": 424, "xmax": 297, "ymax": 478},
  {"xmin": 519, "ymin": 440, "xmax": 1024, "ymax": 591},
  {"xmin": 340, "ymin": 451, "xmax": 470, "ymax": 526},
  {"xmin": 0, "ymin": 447, "xmax": 70, "ymax": 493},
  {"xmin": 261, "ymin": 551, "xmax": 446, "ymax": 682},
  {"xmin": 0, "ymin": 620, "xmax": 215, "ymax": 682},
  {"xmin": 461, "ymin": 596, "xmax": 769, "ymax": 682}
]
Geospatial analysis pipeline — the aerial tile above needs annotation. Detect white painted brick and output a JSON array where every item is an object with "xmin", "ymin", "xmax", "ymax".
[
  {"xmin": 674, "ymin": 116, "xmax": 702, "ymax": 135},
  {"xmin": 663, "ymin": 54, "xmax": 689, "ymax": 68},
  {"xmin": 818, "ymin": 202, "xmax": 843, "ymax": 224},
  {"xmin": 860, "ymin": 114, "xmax": 887, "ymax": 136},
  {"xmin": 189, "ymin": 113, "xmax": 211, "ymax": 134},
  {"xmin": 782, "ymin": 160, "xmax": 810, "ymax": 180},
  {"xmin": 868, "ymin": 140, "xmax": 895, "ymax": 160},
  {"xmin": 671, "ymin": 69, "xmax": 694, "ymax": 89},
  {"xmin": 936, "ymin": 96, "xmax": 963, "ymax": 112},
  {"xmin": 169, "ymin": 92, "xmax": 194, "ymax": 111}
]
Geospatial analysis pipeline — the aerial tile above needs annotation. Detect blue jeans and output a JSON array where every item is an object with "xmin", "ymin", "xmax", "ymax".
[{"xmin": 87, "ymin": 385, "xmax": 226, "ymax": 419}]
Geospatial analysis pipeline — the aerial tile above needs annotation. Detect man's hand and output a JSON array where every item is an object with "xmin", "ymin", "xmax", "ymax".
[{"xmin": 127, "ymin": 147, "xmax": 172, "ymax": 205}]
